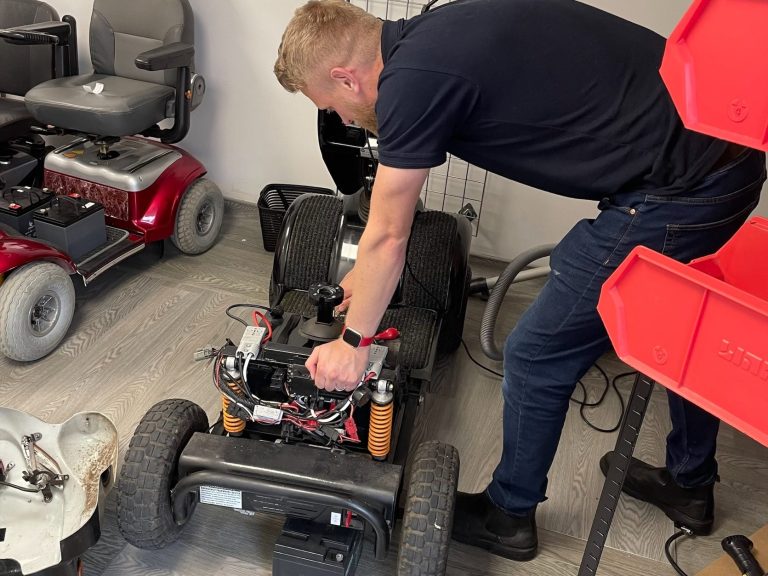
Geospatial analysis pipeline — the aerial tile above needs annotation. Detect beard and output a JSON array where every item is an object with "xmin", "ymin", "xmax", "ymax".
[{"xmin": 350, "ymin": 102, "xmax": 378, "ymax": 135}]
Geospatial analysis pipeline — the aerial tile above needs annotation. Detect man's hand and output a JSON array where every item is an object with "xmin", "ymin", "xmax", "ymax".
[{"xmin": 306, "ymin": 339, "xmax": 370, "ymax": 391}]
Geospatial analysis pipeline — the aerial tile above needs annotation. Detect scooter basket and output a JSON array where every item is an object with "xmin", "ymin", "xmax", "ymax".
[
  {"xmin": 598, "ymin": 217, "xmax": 768, "ymax": 447},
  {"xmin": 258, "ymin": 184, "xmax": 334, "ymax": 252}
]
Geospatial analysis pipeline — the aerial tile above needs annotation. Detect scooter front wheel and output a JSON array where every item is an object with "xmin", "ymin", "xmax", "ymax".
[{"xmin": 0, "ymin": 261, "xmax": 75, "ymax": 362}]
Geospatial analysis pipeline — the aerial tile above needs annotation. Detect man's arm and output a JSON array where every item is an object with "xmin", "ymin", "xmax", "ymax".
[{"xmin": 306, "ymin": 165, "xmax": 429, "ymax": 391}]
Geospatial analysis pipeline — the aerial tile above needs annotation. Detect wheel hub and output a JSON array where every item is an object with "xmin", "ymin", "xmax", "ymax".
[
  {"xmin": 196, "ymin": 201, "xmax": 215, "ymax": 235},
  {"xmin": 29, "ymin": 292, "xmax": 60, "ymax": 337}
]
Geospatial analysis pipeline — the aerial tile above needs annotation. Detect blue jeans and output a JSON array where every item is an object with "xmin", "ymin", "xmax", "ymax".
[{"xmin": 487, "ymin": 148, "xmax": 766, "ymax": 515}]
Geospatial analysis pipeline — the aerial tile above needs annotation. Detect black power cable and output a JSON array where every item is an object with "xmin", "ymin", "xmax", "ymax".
[
  {"xmin": 570, "ymin": 370, "xmax": 636, "ymax": 433},
  {"xmin": 665, "ymin": 528, "xmax": 693, "ymax": 576},
  {"xmin": 461, "ymin": 338, "xmax": 503, "ymax": 378},
  {"xmin": 225, "ymin": 303, "xmax": 271, "ymax": 326}
]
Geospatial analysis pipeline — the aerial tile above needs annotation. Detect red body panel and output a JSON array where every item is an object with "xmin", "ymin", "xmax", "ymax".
[{"xmin": 0, "ymin": 232, "xmax": 76, "ymax": 275}]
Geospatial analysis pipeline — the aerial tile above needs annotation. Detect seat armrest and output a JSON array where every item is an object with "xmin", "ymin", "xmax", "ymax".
[
  {"xmin": 136, "ymin": 42, "xmax": 194, "ymax": 71},
  {"xmin": 0, "ymin": 21, "xmax": 70, "ymax": 45}
]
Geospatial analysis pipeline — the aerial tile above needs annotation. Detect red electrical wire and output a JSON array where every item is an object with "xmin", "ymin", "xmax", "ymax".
[{"xmin": 251, "ymin": 310, "xmax": 273, "ymax": 342}]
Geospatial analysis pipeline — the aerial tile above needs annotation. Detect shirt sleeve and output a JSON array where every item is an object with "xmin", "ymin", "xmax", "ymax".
[{"xmin": 375, "ymin": 67, "xmax": 480, "ymax": 169}]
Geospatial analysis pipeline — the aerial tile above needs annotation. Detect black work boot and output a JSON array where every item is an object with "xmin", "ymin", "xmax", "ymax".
[
  {"xmin": 451, "ymin": 491, "xmax": 538, "ymax": 561},
  {"xmin": 599, "ymin": 451, "xmax": 715, "ymax": 535}
]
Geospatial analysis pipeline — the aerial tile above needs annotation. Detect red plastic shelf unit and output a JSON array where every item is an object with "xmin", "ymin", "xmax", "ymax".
[
  {"xmin": 598, "ymin": 217, "xmax": 768, "ymax": 447},
  {"xmin": 661, "ymin": 0, "xmax": 768, "ymax": 150}
]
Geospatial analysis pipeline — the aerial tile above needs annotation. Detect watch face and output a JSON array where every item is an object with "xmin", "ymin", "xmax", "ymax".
[{"xmin": 343, "ymin": 328, "xmax": 362, "ymax": 347}]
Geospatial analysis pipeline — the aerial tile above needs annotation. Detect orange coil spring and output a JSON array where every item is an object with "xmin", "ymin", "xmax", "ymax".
[
  {"xmin": 368, "ymin": 401, "xmax": 393, "ymax": 459},
  {"xmin": 222, "ymin": 381, "xmax": 246, "ymax": 434}
]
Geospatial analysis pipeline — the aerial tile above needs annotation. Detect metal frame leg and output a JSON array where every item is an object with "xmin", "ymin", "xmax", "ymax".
[{"xmin": 578, "ymin": 372, "xmax": 656, "ymax": 575}]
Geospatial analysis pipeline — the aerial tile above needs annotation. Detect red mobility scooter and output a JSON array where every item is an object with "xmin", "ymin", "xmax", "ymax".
[{"xmin": 0, "ymin": 0, "xmax": 223, "ymax": 362}]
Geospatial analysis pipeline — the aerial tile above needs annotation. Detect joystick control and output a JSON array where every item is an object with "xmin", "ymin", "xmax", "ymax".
[{"xmin": 298, "ymin": 283, "xmax": 345, "ymax": 342}]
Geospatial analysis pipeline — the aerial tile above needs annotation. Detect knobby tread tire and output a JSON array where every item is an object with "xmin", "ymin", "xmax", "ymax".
[
  {"xmin": 116, "ymin": 399, "xmax": 208, "ymax": 549},
  {"xmin": 397, "ymin": 441, "xmax": 460, "ymax": 576}
]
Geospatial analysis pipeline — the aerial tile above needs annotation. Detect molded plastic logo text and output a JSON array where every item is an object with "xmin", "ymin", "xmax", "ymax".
[{"xmin": 718, "ymin": 339, "xmax": 768, "ymax": 380}]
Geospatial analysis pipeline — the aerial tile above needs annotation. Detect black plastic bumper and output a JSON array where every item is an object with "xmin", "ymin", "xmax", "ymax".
[{"xmin": 172, "ymin": 433, "xmax": 402, "ymax": 560}]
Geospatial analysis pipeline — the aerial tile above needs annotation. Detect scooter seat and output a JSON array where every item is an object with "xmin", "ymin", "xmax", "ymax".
[
  {"xmin": 26, "ymin": 73, "xmax": 175, "ymax": 137},
  {"xmin": 0, "ymin": 97, "xmax": 33, "ymax": 143}
]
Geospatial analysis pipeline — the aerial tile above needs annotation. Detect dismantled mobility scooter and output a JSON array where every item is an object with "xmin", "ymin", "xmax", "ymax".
[
  {"xmin": 116, "ymin": 111, "xmax": 473, "ymax": 576},
  {"xmin": 0, "ymin": 408, "xmax": 118, "ymax": 576},
  {"xmin": 0, "ymin": 0, "xmax": 223, "ymax": 362}
]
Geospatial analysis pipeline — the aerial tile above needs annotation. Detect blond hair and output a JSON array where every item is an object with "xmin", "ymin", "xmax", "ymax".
[{"xmin": 275, "ymin": 0, "xmax": 382, "ymax": 93}]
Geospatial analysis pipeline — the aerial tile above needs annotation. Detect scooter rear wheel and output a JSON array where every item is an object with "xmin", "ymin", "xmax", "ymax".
[
  {"xmin": 397, "ymin": 441, "xmax": 460, "ymax": 576},
  {"xmin": 172, "ymin": 177, "xmax": 224, "ymax": 255}
]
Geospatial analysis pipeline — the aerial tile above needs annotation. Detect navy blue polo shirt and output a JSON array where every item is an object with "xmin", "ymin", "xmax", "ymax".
[{"xmin": 375, "ymin": 0, "xmax": 728, "ymax": 199}]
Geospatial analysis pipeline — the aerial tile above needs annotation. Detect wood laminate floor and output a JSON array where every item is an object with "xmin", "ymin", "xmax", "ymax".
[{"xmin": 1, "ymin": 201, "xmax": 766, "ymax": 575}]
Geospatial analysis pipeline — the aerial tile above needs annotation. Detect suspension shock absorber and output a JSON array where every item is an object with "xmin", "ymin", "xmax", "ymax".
[
  {"xmin": 368, "ymin": 380, "xmax": 394, "ymax": 460},
  {"xmin": 221, "ymin": 356, "xmax": 246, "ymax": 435}
]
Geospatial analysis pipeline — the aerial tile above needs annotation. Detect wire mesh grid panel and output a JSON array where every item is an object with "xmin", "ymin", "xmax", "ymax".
[{"xmin": 350, "ymin": 0, "xmax": 488, "ymax": 235}]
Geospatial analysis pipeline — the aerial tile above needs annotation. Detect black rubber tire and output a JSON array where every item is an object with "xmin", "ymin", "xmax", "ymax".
[
  {"xmin": 171, "ymin": 177, "xmax": 224, "ymax": 255},
  {"xmin": 0, "ymin": 262, "xmax": 75, "ymax": 362},
  {"xmin": 116, "ymin": 399, "xmax": 209, "ymax": 549},
  {"xmin": 397, "ymin": 441, "xmax": 460, "ymax": 576}
]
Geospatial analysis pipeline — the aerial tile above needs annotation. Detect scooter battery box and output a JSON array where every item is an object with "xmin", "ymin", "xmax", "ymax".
[
  {"xmin": 0, "ymin": 186, "xmax": 53, "ymax": 235},
  {"xmin": 32, "ymin": 195, "xmax": 107, "ymax": 260}
]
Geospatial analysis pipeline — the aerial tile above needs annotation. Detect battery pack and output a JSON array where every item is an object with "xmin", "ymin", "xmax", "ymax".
[
  {"xmin": 32, "ymin": 195, "xmax": 107, "ymax": 260},
  {"xmin": 0, "ymin": 186, "xmax": 53, "ymax": 235},
  {"xmin": 272, "ymin": 518, "xmax": 363, "ymax": 576}
]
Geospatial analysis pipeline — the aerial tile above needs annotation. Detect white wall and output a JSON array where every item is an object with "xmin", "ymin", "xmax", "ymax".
[{"xmin": 45, "ymin": 0, "xmax": 768, "ymax": 260}]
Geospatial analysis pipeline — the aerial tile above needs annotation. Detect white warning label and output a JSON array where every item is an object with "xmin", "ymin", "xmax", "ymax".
[{"xmin": 199, "ymin": 485, "xmax": 243, "ymax": 509}]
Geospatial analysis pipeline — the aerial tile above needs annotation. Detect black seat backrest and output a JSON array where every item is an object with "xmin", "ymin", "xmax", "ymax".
[
  {"xmin": 0, "ymin": 0, "xmax": 59, "ymax": 97},
  {"xmin": 89, "ymin": 0, "xmax": 194, "ymax": 88}
]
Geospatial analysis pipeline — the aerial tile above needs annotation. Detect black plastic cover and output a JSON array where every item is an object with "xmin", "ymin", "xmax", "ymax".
[
  {"xmin": 178, "ymin": 433, "xmax": 402, "ymax": 525},
  {"xmin": 317, "ymin": 110, "xmax": 376, "ymax": 196}
]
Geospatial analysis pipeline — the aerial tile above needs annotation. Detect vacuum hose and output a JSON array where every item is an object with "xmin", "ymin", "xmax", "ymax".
[
  {"xmin": 722, "ymin": 535, "xmax": 766, "ymax": 576},
  {"xmin": 480, "ymin": 244, "xmax": 556, "ymax": 361}
]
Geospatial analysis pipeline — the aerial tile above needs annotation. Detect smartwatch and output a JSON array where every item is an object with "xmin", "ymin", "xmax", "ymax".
[{"xmin": 341, "ymin": 326, "xmax": 374, "ymax": 348}]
